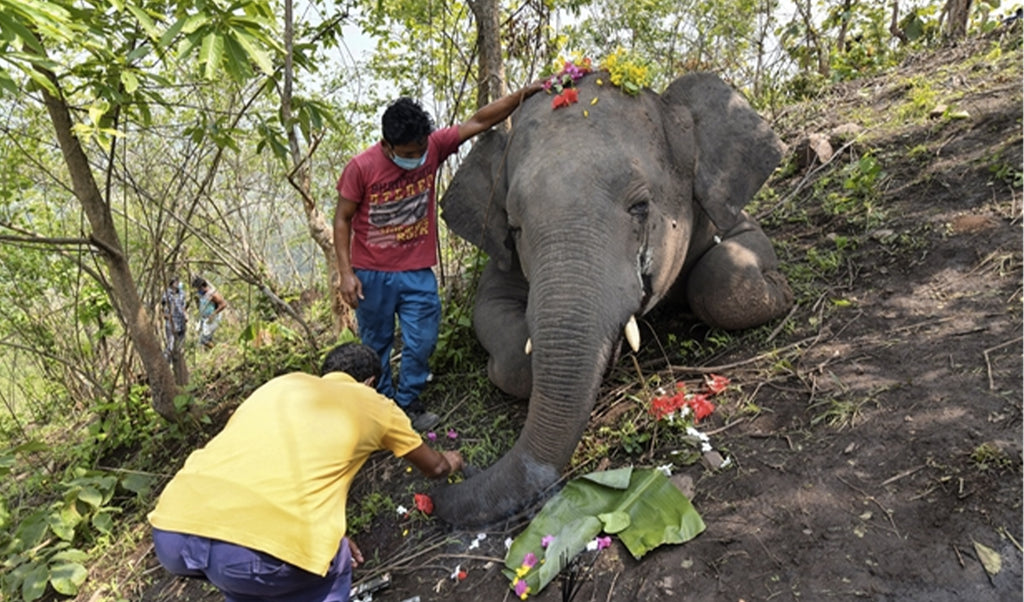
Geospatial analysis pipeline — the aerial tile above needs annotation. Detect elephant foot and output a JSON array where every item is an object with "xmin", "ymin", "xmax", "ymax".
[{"xmin": 432, "ymin": 452, "xmax": 561, "ymax": 528}]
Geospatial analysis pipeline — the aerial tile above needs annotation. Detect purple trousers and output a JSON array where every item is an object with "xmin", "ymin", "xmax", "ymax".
[{"xmin": 152, "ymin": 528, "xmax": 352, "ymax": 602}]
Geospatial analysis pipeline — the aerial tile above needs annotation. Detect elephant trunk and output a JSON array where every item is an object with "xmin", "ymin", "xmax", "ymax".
[{"xmin": 434, "ymin": 237, "xmax": 633, "ymax": 527}]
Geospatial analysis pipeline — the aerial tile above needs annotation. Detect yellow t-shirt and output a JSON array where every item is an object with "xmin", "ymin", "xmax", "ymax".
[{"xmin": 147, "ymin": 372, "xmax": 423, "ymax": 576}]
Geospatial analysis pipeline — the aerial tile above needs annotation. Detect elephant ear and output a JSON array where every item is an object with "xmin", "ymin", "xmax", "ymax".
[
  {"xmin": 439, "ymin": 129, "xmax": 513, "ymax": 271},
  {"xmin": 662, "ymin": 72, "xmax": 784, "ymax": 231}
]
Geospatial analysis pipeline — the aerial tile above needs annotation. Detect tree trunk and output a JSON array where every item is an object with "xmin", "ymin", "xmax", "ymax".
[
  {"xmin": 890, "ymin": 1, "xmax": 910, "ymax": 44},
  {"xmin": 282, "ymin": 0, "xmax": 356, "ymax": 336},
  {"xmin": 469, "ymin": 0, "xmax": 506, "ymax": 110},
  {"xmin": 945, "ymin": 0, "xmax": 972, "ymax": 39},
  {"xmin": 836, "ymin": 0, "xmax": 855, "ymax": 54},
  {"xmin": 38, "ymin": 71, "xmax": 179, "ymax": 422}
]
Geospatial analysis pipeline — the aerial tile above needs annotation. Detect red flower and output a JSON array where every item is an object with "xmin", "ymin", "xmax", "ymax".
[
  {"xmin": 650, "ymin": 391, "xmax": 686, "ymax": 420},
  {"xmin": 552, "ymin": 88, "xmax": 580, "ymax": 109},
  {"xmin": 704, "ymin": 374, "xmax": 730, "ymax": 395},
  {"xmin": 414, "ymin": 493, "xmax": 434, "ymax": 515},
  {"xmin": 458, "ymin": 569, "xmax": 468, "ymax": 581},
  {"xmin": 687, "ymin": 394, "xmax": 715, "ymax": 422}
]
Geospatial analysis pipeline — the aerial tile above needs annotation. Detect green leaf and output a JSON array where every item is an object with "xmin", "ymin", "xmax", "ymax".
[
  {"xmin": 50, "ymin": 506, "xmax": 80, "ymax": 541},
  {"xmin": 613, "ymin": 469, "xmax": 705, "ymax": 559},
  {"xmin": 48, "ymin": 561, "xmax": 88, "ymax": 595},
  {"xmin": 91, "ymin": 510, "xmax": 114, "ymax": 534},
  {"xmin": 504, "ymin": 467, "xmax": 704, "ymax": 596},
  {"xmin": 124, "ymin": 3, "xmax": 159, "ymax": 39},
  {"xmin": 220, "ymin": 33, "xmax": 254, "ymax": 81},
  {"xmin": 230, "ymin": 28, "xmax": 274, "ymax": 75},
  {"xmin": 598, "ymin": 511, "xmax": 631, "ymax": 533},
  {"xmin": 14, "ymin": 509, "xmax": 49, "ymax": 550},
  {"xmin": 0, "ymin": 69, "xmax": 17, "ymax": 95},
  {"xmin": 50, "ymin": 548, "xmax": 89, "ymax": 563},
  {"xmin": 77, "ymin": 485, "xmax": 104, "ymax": 508},
  {"xmin": 120, "ymin": 472, "xmax": 154, "ymax": 496},
  {"xmin": 120, "ymin": 69, "xmax": 139, "ymax": 94},
  {"xmin": 580, "ymin": 466, "xmax": 633, "ymax": 489},
  {"xmin": 21, "ymin": 562, "xmax": 49, "ymax": 602},
  {"xmin": 199, "ymin": 32, "xmax": 224, "ymax": 80}
]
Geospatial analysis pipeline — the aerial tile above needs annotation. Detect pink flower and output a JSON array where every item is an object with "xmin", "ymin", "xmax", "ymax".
[
  {"xmin": 426, "ymin": 431, "xmax": 437, "ymax": 441},
  {"xmin": 522, "ymin": 552, "xmax": 538, "ymax": 568},
  {"xmin": 447, "ymin": 429, "xmax": 458, "ymax": 440},
  {"xmin": 514, "ymin": 579, "xmax": 530, "ymax": 598},
  {"xmin": 541, "ymin": 535, "xmax": 554, "ymax": 548},
  {"xmin": 596, "ymin": 536, "xmax": 612, "ymax": 550}
]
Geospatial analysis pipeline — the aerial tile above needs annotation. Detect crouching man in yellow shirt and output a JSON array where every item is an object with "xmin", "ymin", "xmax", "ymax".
[{"xmin": 148, "ymin": 343, "xmax": 463, "ymax": 602}]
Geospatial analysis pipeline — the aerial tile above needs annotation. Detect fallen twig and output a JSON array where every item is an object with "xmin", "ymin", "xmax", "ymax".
[
  {"xmin": 983, "ymin": 337, "xmax": 1022, "ymax": 390},
  {"xmin": 880, "ymin": 464, "xmax": 927, "ymax": 486}
]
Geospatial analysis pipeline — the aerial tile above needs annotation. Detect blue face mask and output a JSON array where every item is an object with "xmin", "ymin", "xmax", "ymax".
[{"xmin": 391, "ymin": 149, "xmax": 428, "ymax": 170}]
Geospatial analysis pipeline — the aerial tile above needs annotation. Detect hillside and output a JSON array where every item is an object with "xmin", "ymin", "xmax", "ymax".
[{"xmin": 81, "ymin": 34, "xmax": 1022, "ymax": 602}]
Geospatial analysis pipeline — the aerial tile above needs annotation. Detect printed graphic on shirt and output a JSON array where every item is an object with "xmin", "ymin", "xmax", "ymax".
[{"xmin": 366, "ymin": 176, "xmax": 432, "ymax": 249}]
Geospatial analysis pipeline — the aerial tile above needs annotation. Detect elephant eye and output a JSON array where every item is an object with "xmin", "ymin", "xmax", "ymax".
[{"xmin": 628, "ymin": 201, "xmax": 649, "ymax": 221}]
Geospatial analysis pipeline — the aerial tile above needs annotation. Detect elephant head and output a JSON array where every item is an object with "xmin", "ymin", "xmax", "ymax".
[{"xmin": 435, "ymin": 72, "xmax": 792, "ymax": 527}]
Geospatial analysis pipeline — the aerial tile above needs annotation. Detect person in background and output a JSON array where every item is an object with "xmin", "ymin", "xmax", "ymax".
[
  {"xmin": 192, "ymin": 276, "xmax": 226, "ymax": 349},
  {"xmin": 334, "ymin": 81, "xmax": 544, "ymax": 431},
  {"xmin": 161, "ymin": 276, "xmax": 187, "ymax": 362},
  {"xmin": 148, "ymin": 342, "xmax": 464, "ymax": 602}
]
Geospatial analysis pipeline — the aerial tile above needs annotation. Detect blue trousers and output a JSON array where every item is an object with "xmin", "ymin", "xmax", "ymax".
[
  {"xmin": 151, "ymin": 528, "xmax": 352, "ymax": 602},
  {"xmin": 354, "ymin": 268, "xmax": 441, "ymax": 409}
]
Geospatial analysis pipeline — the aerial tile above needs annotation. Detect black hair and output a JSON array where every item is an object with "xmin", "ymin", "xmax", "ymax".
[
  {"xmin": 192, "ymin": 276, "xmax": 206, "ymax": 289},
  {"xmin": 168, "ymin": 276, "xmax": 179, "ymax": 287},
  {"xmin": 381, "ymin": 98, "xmax": 434, "ymax": 146},
  {"xmin": 320, "ymin": 343, "xmax": 382, "ymax": 382}
]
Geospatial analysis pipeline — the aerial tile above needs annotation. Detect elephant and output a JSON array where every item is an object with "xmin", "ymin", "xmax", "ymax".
[{"xmin": 434, "ymin": 71, "xmax": 793, "ymax": 527}]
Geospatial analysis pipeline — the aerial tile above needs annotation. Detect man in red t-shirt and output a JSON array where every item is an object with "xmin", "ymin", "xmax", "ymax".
[{"xmin": 335, "ymin": 83, "xmax": 543, "ymax": 430}]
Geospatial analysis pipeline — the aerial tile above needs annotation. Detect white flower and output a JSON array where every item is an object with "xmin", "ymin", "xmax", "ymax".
[
  {"xmin": 721, "ymin": 456, "xmax": 733, "ymax": 468},
  {"xmin": 468, "ymin": 539, "xmax": 480, "ymax": 550},
  {"xmin": 476, "ymin": 533, "xmax": 487, "ymax": 541},
  {"xmin": 585, "ymin": 539, "xmax": 599, "ymax": 552},
  {"xmin": 450, "ymin": 564, "xmax": 462, "ymax": 580},
  {"xmin": 686, "ymin": 426, "xmax": 709, "ymax": 442},
  {"xmin": 395, "ymin": 505, "xmax": 408, "ymax": 515},
  {"xmin": 504, "ymin": 537, "xmax": 513, "ymax": 550},
  {"xmin": 701, "ymin": 442, "xmax": 713, "ymax": 453},
  {"xmin": 657, "ymin": 463, "xmax": 673, "ymax": 476}
]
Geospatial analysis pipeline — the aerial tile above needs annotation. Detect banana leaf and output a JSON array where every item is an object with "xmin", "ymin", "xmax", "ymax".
[{"xmin": 503, "ymin": 466, "xmax": 705, "ymax": 596}]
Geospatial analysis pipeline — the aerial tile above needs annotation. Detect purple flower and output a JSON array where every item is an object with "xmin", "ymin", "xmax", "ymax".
[
  {"xmin": 522, "ymin": 552, "xmax": 538, "ymax": 568},
  {"xmin": 447, "ymin": 429, "xmax": 458, "ymax": 440},
  {"xmin": 426, "ymin": 431, "xmax": 437, "ymax": 441},
  {"xmin": 596, "ymin": 536, "xmax": 612, "ymax": 550},
  {"xmin": 514, "ymin": 579, "xmax": 530, "ymax": 597},
  {"xmin": 541, "ymin": 535, "xmax": 554, "ymax": 548}
]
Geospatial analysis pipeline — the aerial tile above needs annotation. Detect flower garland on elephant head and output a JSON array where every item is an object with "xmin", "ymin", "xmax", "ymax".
[{"xmin": 542, "ymin": 48, "xmax": 653, "ymax": 110}]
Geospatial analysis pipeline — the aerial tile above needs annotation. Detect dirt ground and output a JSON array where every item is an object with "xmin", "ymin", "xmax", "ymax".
[{"xmin": 125, "ymin": 38, "xmax": 1022, "ymax": 602}]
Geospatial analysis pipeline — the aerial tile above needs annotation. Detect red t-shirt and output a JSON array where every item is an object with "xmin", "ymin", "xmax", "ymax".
[{"xmin": 337, "ymin": 126, "xmax": 462, "ymax": 271}]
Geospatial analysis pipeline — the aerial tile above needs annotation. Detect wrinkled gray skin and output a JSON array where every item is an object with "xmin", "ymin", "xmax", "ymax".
[{"xmin": 436, "ymin": 72, "xmax": 793, "ymax": 527}]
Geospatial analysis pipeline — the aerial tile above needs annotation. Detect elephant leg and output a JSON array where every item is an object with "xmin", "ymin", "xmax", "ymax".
[
  {"xmin": 686, "ymin": 215, "xmax": 793, "ymax": 331},
  {"xmin": 474, "ymin": 259, "xmax": 532, "ymax": 399}
]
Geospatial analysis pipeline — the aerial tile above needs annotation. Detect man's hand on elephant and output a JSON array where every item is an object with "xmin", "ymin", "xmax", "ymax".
[{"xmin": 442, "ymin": 450, "xmax": 464, "ymax": 476}]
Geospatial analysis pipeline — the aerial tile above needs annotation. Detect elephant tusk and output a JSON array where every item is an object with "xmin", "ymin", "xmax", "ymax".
[
  {"xmin": 524, "ymin": 337, "xmax": 532, "ymax": 355},
  {"xmin": 625, "ymin": 315, "xmax": 640, "ymax": 352}
]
